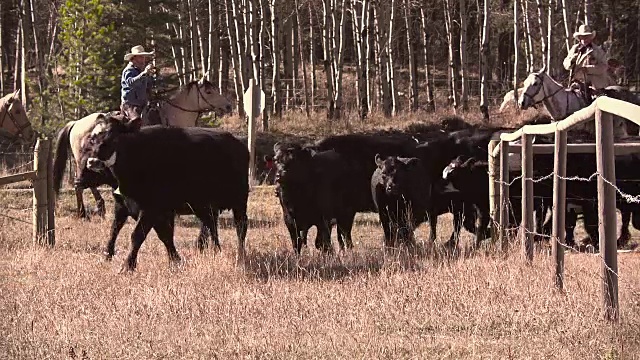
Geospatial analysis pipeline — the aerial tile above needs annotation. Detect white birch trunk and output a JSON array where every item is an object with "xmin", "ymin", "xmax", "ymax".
[
  {"xmin": 295, "ymin": 0, "xmax": 310, "ymax": 117},
  {"xmin": 388, "ymin": 0, "xmax": 398, "ymax": 116},
  {"xmin": 420, "ymin": 8, "xmax": 434, "ymax": 112},
  {"xmin": 584, "ymin": 0, "xmax": 591, "ymax": 26},
  {"xmin": 535, "ymin": 0, "xmax": 547, "ymax": 70},
  {"xmin": 479, "ymin": 0, "xmax": 490, "ymax": 120},
  {"xmin": 270, "ymin": 0, "xmax": 282, "ymax": 117},
  {"xmin": 546, "ymin": 0, "xmax": 552, "ymax": 70},
  {"xmin": 186, "ymin": 0, "xmax": 199, "ymax": 78},
  {"xmin": 322, "ymin": 0, "xmax": 335, "ymax": 117},
  {"xmin": 195, "ymin": 7, "xmax": 207, "ymax": 77},
  {"xmin": 0, "ymin": 0, "xmax": 4, "ymax": 94},
  {"xmin": 207, "ymin": 0, "xmax": 220, "ymax": 84},
  {"xmin": 522, "ymin": 0, "xmax": 534, "ymax": 71},
  {"xmin": 513, "ymin": 0, "xmax": 520, "ymax": 109},
  {"xmin": 560, "ymin": 0, "xmax": 571, "ymax": 52},
  {"xmin": 404, "ymin": 0, "xmax": 418, "ymax": 111},
  {"xmin": 333, "ymin": 0, "xmax": 347, "ymax": 117},
  {"xmin": 309, "ymin": 3, "xmax": 316, "ymax": 109},
  {"xmin": 19, "ymin": 0, "xmax": 27, "ymax": 107},
  {"xmin": 444, "ymin": 0, "xmax": 458, "ymax": 110},
  {"xmin": 459, "ymin": 0, "xmax": 468, "ymax": 111},
  {"xmin": 230, "ymin": 0, "xmax": 247, "ymax": 90},
  {"xmin": 225, "ymin": 0, "xmax": 245, "ymax": 113}
]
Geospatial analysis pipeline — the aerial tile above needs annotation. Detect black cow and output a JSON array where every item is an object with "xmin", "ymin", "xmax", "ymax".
[
  {"xmin": 371, "ymin": 154, "xmax": 432, "ymax": 247},
  {"xmin": 77, "ymin": 117, "xmax": 249, "ymax": 271},
  {"xmin": 272, "ymin": 142, "xmax": 354, "ymax": 253},
  {"xmin": 441, "ymin": 156, "xmax": 492, "ymax": 246}
]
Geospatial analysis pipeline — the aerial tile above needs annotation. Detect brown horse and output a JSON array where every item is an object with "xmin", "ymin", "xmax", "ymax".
[
  {"xmin": 52, "ymin": 78, "xmax": 234, "ymax": 218},
  {"xmin": 0, "ymin": 89, "xmax": 36, "ymax": 144}
]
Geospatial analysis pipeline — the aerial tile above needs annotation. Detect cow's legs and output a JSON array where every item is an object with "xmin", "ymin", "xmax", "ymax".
[
  {"xmin": 336, "ymin": 212, "xmax": 355, "ymax": 251},
  {"xmin": 89, "ymin": 187, "xmax": 106, "ymax": 217},
  {"xmin": 427, "ymin": 210, "xmax": 438, "ymax": 244},
  {"xmin": 316, "ymin": 219, "xmax": 334, "ymax": 254},
  {"xmin": 124, "ymin": 211, "xmax": 155, "ymax": 272},
  {"xmin": 196, "ymin": 225, "xmax": 211, "ymax": 250},
  {"xmin": 105, "ymin": 195, "xmax": 130, "ymax": 260},
  {"xmin": 379, "ymin": 210, "xmax": 394, "ymax": 247},
  {"xmin": 232, "ymin": 205, "xmax": 249, "ymax": 263},
  {"xmin": 618, "ymin": 205, "xmax": 632, "ymax": 247},
  {"xmin": 565, "ymin": 208, "xmax": 578, "ymax": 248},
  {"xmin": 193, "ymin": 206, "xmax": 220, "ymax": 252},
  {"xmin": 153, "ymin": 213, "xmax": 181, "ymax": 265}
]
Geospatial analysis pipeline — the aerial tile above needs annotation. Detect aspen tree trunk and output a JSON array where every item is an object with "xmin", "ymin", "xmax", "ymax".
[
  {"xmin": 186, "ymin": 0, "xmax": 199, "ymax": 78},
  {"xmin": 250, "ymin": 0, "xmax": 261, "ymax": 82},
  {"xmin": 479, "ymin": 0, "xmax": 490, "ymax": 120},
  {"xmin": 294, "ymin": 0, "xmax": 310, "ymax": 117},
  {"xmin": 1, "ymin": 1, "xmax": 5, "ymax": 95},
  {"xmin": 292, "ymin": 16, "xmax": 299, "ymax": 108},
  {"xmin": 513, "ymin": 0, "xmax": 519, "ymax": 109},
  {"xmin": 584, "ymin": 0, "xmax": 591, "ymax": 26},
  {"xmin": 309, "ymin": 3, "xmax": 316, "ymax": 109},
  {"xmin": 420, "ymin": 8, "xmax": 435, "ymax": 112},
  {"xmin": 226, "ymin": 0, "xmax": 245, "ymax": 114},
  {"xmin": 219, "ymin": 39, "xmax": 230, "ymax": 92},
  {"xmin": 535, "ymin": 0, "xmax": 547, "ymax": 71},
  {"xmin": 364, "ymin": 2, "xmax": 372, "ymax": 112},
  {"xmin": 283, "ymin": 20, "xmax": 293, "ymax": 109},
  {"xmin": 174, "ymin": 12, "xmax": 190, "ymax": 82},
  {"xmin": 444, "ymin": 0, "xmax": 458, "ymax": 110},
  {"xmin": 351, "ymin": 0, "xmax": 363, "ymax": 118},
  {"xmin": 546, "ymin": 0, "xmax": 552, "ymax": 70},
  {"xmin": 19, "ymin": 1, "xmax": 27, "ymax": 107},
  {"xmin": 522, "ymin": 0, "xmax": 534, "ymax": 71},
  {"xmin": 195, "ymin": 7, "xmax": 207, "ymax": 76},
  {"xmin": 374, "ymin": 4, "xmax": 387, "ymax": 114},
  {"xmin": 259, "ymin": 0, "xmax": 268, "ymax": 127},
  {"xmin": 459, "ymin": 0, "xmax": 469, "ymax": 111},
  {"xmin": 560, "ymin": 0, "xmax": 571, "ymax": 51},
  {"xmin": 208, "ymin": 0, "xmax": 220, "ymax": 84},
  {"xmin": 322, "ymin": 0, "xmax": 335, "ymax": 118},
  {"xmin": 14, "ymin": 16, "xmax": 21, "ymax": 91},
  {"xmin": 333, "ymin": 0, "xmax": 347, "ymax": 118},
  {"xmin": 388, "ymin": 0, "xmax": 398, "ymax": 116},
  {"xmin": 404, "ymin": 0, "xmax": 418, "ymax": 111},
  {"xmin": 270, "ymin": 0, "xmax": 282, "ymax": 117},
  {"xmin": 230, "ymin": 0, "xmax": 247, "ymax": 91},
  {"xmin": 167, "ymin": 21, "xmax": 183, "ymax": 86},
  {"xmin": 27, "ymin": 0, "xmax": 43, "ymax": 96}
]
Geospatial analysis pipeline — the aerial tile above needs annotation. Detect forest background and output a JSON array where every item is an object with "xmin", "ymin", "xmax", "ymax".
[{"xmin": 1, "ymin": 0, "xmax": 640, "ymax": 135}]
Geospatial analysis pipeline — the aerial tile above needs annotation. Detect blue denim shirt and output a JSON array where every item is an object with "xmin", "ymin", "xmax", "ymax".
[{"xmin": 120, "ymin": 62, "xmax": 153, "ymax": 106}]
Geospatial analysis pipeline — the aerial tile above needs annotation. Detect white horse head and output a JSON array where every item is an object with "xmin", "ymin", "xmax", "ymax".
[{"xmin": 0, "ymin": 89, "xmax": 36, "ymax": 143}]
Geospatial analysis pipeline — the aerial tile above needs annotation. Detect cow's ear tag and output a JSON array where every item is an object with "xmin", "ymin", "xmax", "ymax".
[{"xmin": 114, "ymin": 187, "xmax": 122, "ymax": 196}]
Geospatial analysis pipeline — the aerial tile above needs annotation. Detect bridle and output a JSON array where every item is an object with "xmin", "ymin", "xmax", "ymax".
[
  {"xmin": 0, "ymin": 98, "xmax": 33, "ymax": 142},
  {"xmin": 520, "ymin": 73, "xmax": 565, "ymax": 109}
]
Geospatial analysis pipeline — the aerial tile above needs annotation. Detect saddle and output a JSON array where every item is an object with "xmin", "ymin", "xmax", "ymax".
[{"xmin": 106, "ymin": 102, "xmax": 163, "ymax": 128}]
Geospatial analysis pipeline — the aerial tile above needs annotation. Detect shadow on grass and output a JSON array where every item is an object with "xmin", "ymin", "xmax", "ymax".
[{"xmin": 241, "ymin": 241, "xmax": 477, "ymax": 282}]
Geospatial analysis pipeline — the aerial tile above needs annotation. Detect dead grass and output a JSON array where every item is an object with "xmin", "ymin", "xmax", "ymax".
[{"xmin": 1, "ymin": 184, "xmax": 640, "ymax": 359}]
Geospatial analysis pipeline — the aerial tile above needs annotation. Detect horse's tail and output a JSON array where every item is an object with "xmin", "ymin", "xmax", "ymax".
[{"xmin": 52, "ymin": 121, "xmax": 75, "ymax": 197}]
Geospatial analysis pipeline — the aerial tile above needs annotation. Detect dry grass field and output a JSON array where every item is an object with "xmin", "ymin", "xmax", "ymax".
[{"xmin": 2, "ymin": 109, "xmax": 640, "ymax": 359}]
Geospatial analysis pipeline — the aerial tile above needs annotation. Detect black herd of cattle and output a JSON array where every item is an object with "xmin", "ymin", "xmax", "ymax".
[{"xmin": 66, "ymin": 113, "xmax": 640, "ymax": 270}]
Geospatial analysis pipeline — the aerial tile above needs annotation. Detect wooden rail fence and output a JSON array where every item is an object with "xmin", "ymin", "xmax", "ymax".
[
  {"xmin": 487, "ymin": 96, "xmax": 640, "ymax": 322},
  {"xmin": 0, "ymin": 138, "xmax": 55, "ymax": 246}
]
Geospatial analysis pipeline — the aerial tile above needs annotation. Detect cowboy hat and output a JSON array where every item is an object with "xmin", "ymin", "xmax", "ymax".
[
  {"xmin": 573, "ymin": 24, "xmax": 596, "ymax": 39},
  {"xmin": 124, "ymin": 45, "xmax": 155, "ymax": 61}
]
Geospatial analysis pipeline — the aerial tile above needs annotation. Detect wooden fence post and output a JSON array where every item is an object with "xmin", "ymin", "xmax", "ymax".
[
  {"xmin": 499, "ymin": 140, "xmax": 510, "ymax": 253},
  {"xmin": 32, "ymin": 138, "xmax": 52, "ymax": 246},
  {"xmin": 521, "ymin": 133, "xmax": 534, "ymax": 263},
  {"xmin": 488, "ymin": 140, "xmax": 500, "ymax": 241},
  {"xmin": 595, "ymin": 109, "xmax": 619, "ymax": 322},
  {"xmin": 46, "ymin": 139, "xmax": 56, "ymax": 246},
  {"xmin": 552, "ymin": 129, "xmax": 567, "ymax": 290}
]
